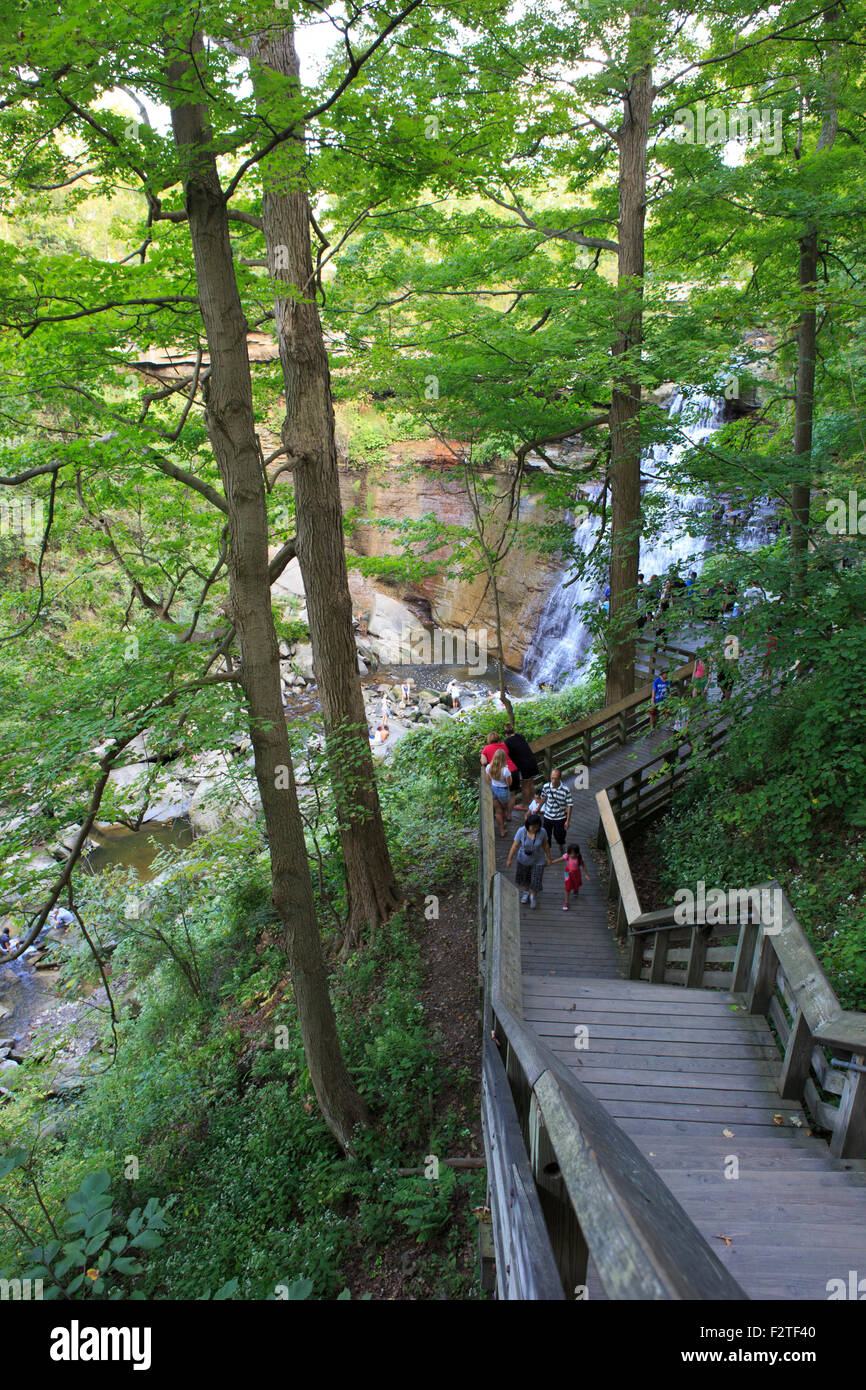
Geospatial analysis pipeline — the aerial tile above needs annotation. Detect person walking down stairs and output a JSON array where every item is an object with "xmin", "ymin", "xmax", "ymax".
[
  {"xmin": 506, "ymin": 814, "xmax": 552, "ymax": 910},
  {"xmin": 539, "ymin": 767, "xmax": 571, "ymax": 853},
  {"xmin": 552, "ymin": 843, "xmax": 589, "ymax": 911}
]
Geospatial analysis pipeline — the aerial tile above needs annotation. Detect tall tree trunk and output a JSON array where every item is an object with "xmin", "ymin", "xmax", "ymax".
[
  {"xmin": 791, "ymin": 229, "xmax": 818, "ymax": 596},
  {"xmin": 490, "ymin": 568, "xmax": 514, "ymax": 722},
  {"xmin": 607, "ymin": 59, "xmax": 652, "ymax": 703},
  {"xmin": 791, "ymin": 6, "xmax": 839, "ymax": 598},
  {"xmin": 250, "ymin": 27, "xmax": 400, "ymax": 953},
  {"xmin": 167, "ymin": 41, "xmax": 368, "ymax": 1150}
]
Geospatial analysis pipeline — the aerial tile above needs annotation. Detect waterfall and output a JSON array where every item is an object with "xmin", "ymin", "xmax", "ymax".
[{"xmin": 522, "ymin": 391, "xmax": 728, "ymax": 688}]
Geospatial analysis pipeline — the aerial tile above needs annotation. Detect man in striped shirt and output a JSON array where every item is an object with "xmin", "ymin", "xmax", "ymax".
[{"xmin": 540, "ymin": 768, "xmax": 571, "ymax": 851}]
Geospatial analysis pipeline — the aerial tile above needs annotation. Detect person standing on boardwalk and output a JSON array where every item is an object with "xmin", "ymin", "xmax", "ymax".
[
  {"xmin": 504, "ymin": 722, "xmax": 539, "ymax": 809},
  {"xmin": 716, "ymin": 649, "xmax": 738, "ymax": 701},
  {"xmin": 552, "ymin": 842, "xmax": 589, "ymax": 911},
  {"xmin": 485, "ymin": 749, "xmax": 513, "ymax": 838},
  {"xmin": 540, "ymin": 768, "xmax": 571, "ymax": 853},
  {"xmin": 691, "ymin": 655, "xmax": 711, "ymax": 697},
  {"xmin": 506, "ymin": 813, "xmax": 552, "ymax": 910},
  {"xmin": 649, "ymin": 672, "xmax": 669, "ymax": 729},
  {"xmin": 480, "ymin": 733, "xmax": 519, "ymax": 817}
]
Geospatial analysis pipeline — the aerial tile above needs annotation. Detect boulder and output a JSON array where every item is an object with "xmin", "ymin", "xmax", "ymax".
[
  {"xmin": 107, "ymin": 761, "xmax": 152, "ymax": 790},
  {"xmin": 143, "ymin": 780, "xmax": 192, "ymax": 823},
  {"xmin": 363, "ymin": 635, "xmax": 391, "ymax": 664},
  {"xmin": 189, "ymin": 778, "xmax": 262, "ymax": 834},
  {"xmin": 367, "ymin": 592, "xmax": 419, "ymax": 640},
  {"xmin": 49, "ymin": 1072, "xmax": 85, "ymax": 1097},
  {"xmin": 429, "ymin": 705, "xmax": 453, "ymax": 724},
  {"xmin": 0, "ymin": 1058, "xmax": 20, "ymax": 1085},
  {"xmin": 124, "ymin": 731, "xmax": 160, "ymax": 762},
  {"xmin": 269, "ymin": 554, "xmax": 305, "ymax": 600},
  {"xmin": 55, "ymin": 824, "xmax": 84, "ymax": 855},
  {"xmin": 293, "ymin": 643, "xmax": 316, "ymax": 682}
]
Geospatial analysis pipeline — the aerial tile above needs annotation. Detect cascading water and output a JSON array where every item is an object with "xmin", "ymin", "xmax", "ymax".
[{"xmin": 522, "ymin": 390, "xmax": 731, "ymax": 688}]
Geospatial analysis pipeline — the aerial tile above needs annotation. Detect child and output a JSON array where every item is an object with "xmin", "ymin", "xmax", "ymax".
[
  {"xmin": 552, "ymin": 843, "xmax": 589, "ymax": 911},
  {"xmin": 524, "ymin": 790, "xmax": 543, "ymax": 823}
]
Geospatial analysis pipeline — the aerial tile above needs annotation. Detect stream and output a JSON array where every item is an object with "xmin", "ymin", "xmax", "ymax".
[{"xmin": 0, "ymin": 819, "xmax": 193, "ymax": 1053}]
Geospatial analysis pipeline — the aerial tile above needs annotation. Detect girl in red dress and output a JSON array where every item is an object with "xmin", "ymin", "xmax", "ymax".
[{"xmin": 553, "ymin": 843, "xmax": 589, "ymax": 911}]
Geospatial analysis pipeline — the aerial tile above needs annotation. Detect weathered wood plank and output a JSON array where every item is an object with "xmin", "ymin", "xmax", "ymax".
[
  {"xmin": 768, "ymin": 993, "xmax": 790, "ymax": 1049},
  {"xmin": 481, "ymin": 1037, "xmax": 564, "ymax": 1300},
  {"xmin": 494, "ymin": 874, "xmax": 523, "ymax": 1019},
  {"xmin": 779, "ymin": 1009, "xmax": 813, "ymax": 1100},
  {"xmin": 830, "ymin": 1053, "xmax": 866, "ymax": 1161},
  {"xmin": 531, "ymin": 1066, "xmax": 747, "ymax": 1300}
]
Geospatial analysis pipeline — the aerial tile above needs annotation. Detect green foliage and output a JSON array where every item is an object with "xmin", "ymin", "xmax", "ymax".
[
  {"xmin": 0, "ymin": 899, "xmax": 481, "ymax": 1300},
  {"xmin": 272, "ymin": 612, "xmax": 311, "ymax": 647},
  {"xmin": 388, "ymin": 671, "xmax": 605, "ymax": 806},
  {"xmin": 655, "ymin": 592, "xmax": 866, "ymax": 1008},
  {"xmin": 0, "ymin": 1160, "xmax": 170, "ymax": 1300}
]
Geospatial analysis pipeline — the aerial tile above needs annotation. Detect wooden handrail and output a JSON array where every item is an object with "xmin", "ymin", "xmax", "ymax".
[
  {"xmin": 530, "ymin": 661, "xmax": 694, "ymax": 758},
  {"xmin": 598, "ymin": 762, "xmax": 866, "ymax": 1158}
]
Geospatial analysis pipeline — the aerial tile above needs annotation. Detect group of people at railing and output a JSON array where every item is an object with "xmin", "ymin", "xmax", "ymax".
[{"xmin": 482, "ymin": 733, "xmax": 590, "ymax": 912}]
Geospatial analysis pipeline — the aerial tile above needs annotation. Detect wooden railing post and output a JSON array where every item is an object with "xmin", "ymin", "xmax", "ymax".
[
  {"xmin": 528, "ymin": 1092, "xmax": 589, "ymax": 1298},
  {"xmin": 650, "ymin": 930, "xmax": 667, "ymax": 984},
  {"xmin": 830, "ymin": 1054, "xmax": 866, "ymax": 1160},
  {"xmin": 616, "ymin": 893, "xmax": 629, "ymax": 940},
  {"xmin": 629, "ymin": 931, "xmax": 645, "ymax": 979},
  {"xmin": 732, "ymin": 920, "xmax": 759, "ymax": 996},
  {"xmin": 779, "ymin": 1009, "xmax": 814, "ymax": 1099},
  {"xmin": 607, "ymin": 857, "xmax": 618, "ymax": 903},
  {"xmin": 747, "ymin": 930, "xmax": 777, "ymax": 1015},
  {"xmin": 685, "ymin": 925, "xmax": 709, "ymax": 989}
]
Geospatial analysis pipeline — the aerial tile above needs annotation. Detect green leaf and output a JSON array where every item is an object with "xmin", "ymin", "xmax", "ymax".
[
  {"xmin": 85, "ymin": 1206, "xmax": 114, "ymax": 1239},
  {"xmin": 0, "ymin": 1149, "xmax": 29, "ymax": 1181},
  {"xmin": 78, "ymin": 1170, "xmax": 111, "ymax": 1200},
  {"xmin": 130, "ymin": 1230, "xmax": 164, "ymax": 1251},
  {"xmin": 211, "ymin": 1278, "xmax": 239, "ymax": 1300}
]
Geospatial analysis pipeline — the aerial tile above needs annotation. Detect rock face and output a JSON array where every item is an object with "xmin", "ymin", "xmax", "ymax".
[
  {"xmin": 189, "ymin": 777, "xmax": 262, "ymax": 834},
  {"xmin": 337, "ymin": 447, "xmax": 562, "ymax": 671}
]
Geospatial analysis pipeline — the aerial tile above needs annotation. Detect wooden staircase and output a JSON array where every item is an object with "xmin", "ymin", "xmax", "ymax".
[
  {"xmin": 523, "ymin": 975, "xmax": 866, "ymax": 1300},
  {"xmin": 480, "ymin": 647, "xmax": 866, "ymax": 1300}
]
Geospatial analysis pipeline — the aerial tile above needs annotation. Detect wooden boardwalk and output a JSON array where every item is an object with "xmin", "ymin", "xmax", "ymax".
[
  {"xmin": 494, "ymin": 723, "xmax": 866, "ymax": 1300},
  {"xmin": 496, "ymin": 727, "xmax": 669, "ymax": 979}
]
